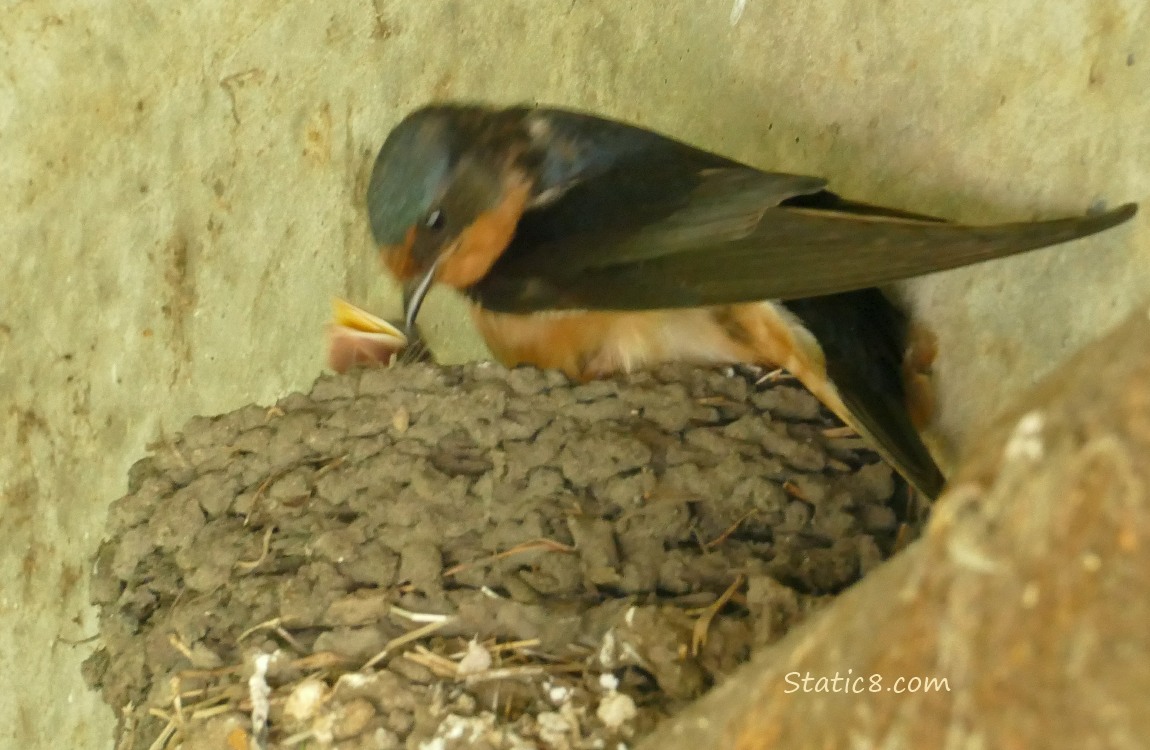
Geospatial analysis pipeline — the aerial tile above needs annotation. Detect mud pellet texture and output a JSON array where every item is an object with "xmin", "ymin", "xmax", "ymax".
[{"xmin": 84, "ymin": 362, "xmax": 916, "ymax": 749}]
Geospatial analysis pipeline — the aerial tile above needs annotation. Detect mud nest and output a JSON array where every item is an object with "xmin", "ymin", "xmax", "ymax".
[{"xmin": 84, "ymin": 362, "xmax": 914, "ymax": 750}]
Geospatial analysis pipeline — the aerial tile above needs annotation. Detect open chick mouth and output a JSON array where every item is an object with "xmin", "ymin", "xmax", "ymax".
[{"xmin": 326, "ymin": 297, "xmax": 410, "ymax": 373}]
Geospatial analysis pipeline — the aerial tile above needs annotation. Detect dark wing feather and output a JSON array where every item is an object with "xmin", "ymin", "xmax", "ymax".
[
  {"xmin": 473, "ymin": 163, "xmax": 835, "ymax": 312},
  {"xmin": 510, "ymin": 166, "xmax": 828, "ymax": 271},
  {"xmin": 471, "ymin": 110, "xmax": 1136, "ymax": 313},
  {"xmin": 475, "ymin": 194, "xmax": 1136, "ymax": 313},
  {"xmin": 783, "ymin": 292, "xmax": 945, "ymax": 499}
]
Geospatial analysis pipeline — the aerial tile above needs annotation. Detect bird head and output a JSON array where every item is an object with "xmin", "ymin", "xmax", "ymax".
[{"xmin": 366, "ymin": 106, "xmax": 533, "ymax": 336}]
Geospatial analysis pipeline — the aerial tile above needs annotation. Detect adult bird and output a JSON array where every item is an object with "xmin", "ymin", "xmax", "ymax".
[{"xmin": 349, "ymin": 103, "xmax": 1136, "ymax": 499}]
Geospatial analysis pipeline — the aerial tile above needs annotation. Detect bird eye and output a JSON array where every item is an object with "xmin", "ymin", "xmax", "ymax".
[{"xmin": 425, "ymin": 209, "xmax": 445, "ymax": 230}]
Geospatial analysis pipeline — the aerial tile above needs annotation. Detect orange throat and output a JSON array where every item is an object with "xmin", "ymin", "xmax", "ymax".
[{"xmin": 436, "ymin": 178, "xmax": 532, "ymax": 289}]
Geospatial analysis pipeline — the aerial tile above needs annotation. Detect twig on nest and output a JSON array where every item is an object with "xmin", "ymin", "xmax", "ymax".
[
  {"xmin": 143, "ymin": 713, "xmax": 176, "ymax": 750},
  {"xmin": 783, "ymin": 480, "xmax": 809, "ymax": 501},
  {"xmin": 390, "ymin": 605, "xmax": 453, "ymax": 624},
  {"xmin": 168, "ymin": 634, "xmax": 196, "ymax": 663},
  {"xmin": 691, "ymin": 574, "xmax": 745, "ymax": 656},
  {"xmin": 237, "ymin": 617, "xmax": 285, "ymax": 643},
  {"xmin": 442, "ymin": 537, "xmax": 577, "ymax": 578},
  {"xmin": 234, "ymin": 526, "xmax": 274, "ymax": 572},
  {"xmin": 464, "ymin": 663, "xmax": 586, "ymax": 686},
  {"xmin": 289, "ymin": 651, "xmax": 354, "ymax": 672},
  {"xmin": 362, "ymin": 619, "xmax": 454, "ymax": 670},
  {"xmin": 755, "ymin": 368, "xmax": 794, "ymax": 385},
  {"xmin": 402, "ymin": 646, "xmax": 459, "ymax": 679},
  {"xmin": 313, "ymin": 454, "xmax": 347, "ymax": 479},
  {"xmin": 703, "ymin": 509, "xmax": 759, "ymax": 550}
]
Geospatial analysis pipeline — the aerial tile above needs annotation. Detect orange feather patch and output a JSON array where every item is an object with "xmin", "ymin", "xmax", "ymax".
[
  {"xmin": 437, "ymin": 180, "xmax": 532, "ymax": 289},
  {"xmin": 383, "ymin": 225, "xmax": 418, "ymax": 281}
]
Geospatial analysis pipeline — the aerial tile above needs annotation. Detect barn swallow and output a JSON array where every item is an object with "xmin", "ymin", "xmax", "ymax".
[{"xmin": 350, "ymin": 103, "xmax": 1136, "ymax": 499}]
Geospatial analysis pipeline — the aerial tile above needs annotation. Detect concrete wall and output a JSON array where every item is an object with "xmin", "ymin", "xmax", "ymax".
[{"xmin": 1, "ymin": 1, "xmax": 1146, "ymax": 747}]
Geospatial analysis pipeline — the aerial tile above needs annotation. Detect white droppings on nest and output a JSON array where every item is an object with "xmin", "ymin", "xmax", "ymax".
[
  {"xmin": 420, "ymin": 712, "xmax": 535, "ymax": 750},
  {"xmin": 596, "ymin": 691, "xmax": 637, "ymax": 731},
  {"xmin": 420, "ymin": 713, "xmax": 483, "ymax": 748},
  {"xmin": 456, "ymin": 638, "xmax": 493, "ymax": 676},
  {"xmin": 248, "ymin": 652, "xmax": 272, "ymax": 740},
  {"xmin": 480, "ymin": 585, "xmax": 503, "ymax": 599},
  {"xmin": 598, "ymin": 628, "xmax": 647, "ymax": 675},
  {"xmin": 598, "ymin": 673, "xmax": 619, "ymax": 692},
  {"xmin": 536, "ymin": 709, "xmax": 578, "ymax": 747},
  {"xmin": 546, "ymin": 680, "xmax": 572, "ymax": 706},
  {"xmin": 310, "ymin": 713, "xmax": 337, "ymax": 746},
  {"xmin": 1005, "ymin": 410, "xmax": 1045, "ymax": 462},
  {"xmin": 335, "ymin": 672, "xmax": 370, "ymax": 689},
  {"xmin": 598, "ymin": 629, "xmax": 618, "ymax": 668},
  {"xmin": 284, "ymin": 677, "xmax": 328, "ymax": 726},
  {"xmin": 444, "ymin": 715, "xmax": 471, "ymax": 741}
]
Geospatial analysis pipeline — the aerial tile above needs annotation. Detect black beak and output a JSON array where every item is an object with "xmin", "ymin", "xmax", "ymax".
[{"xmin": 403, "ymin": 259, "xmax": 441, "ymax": 338}]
